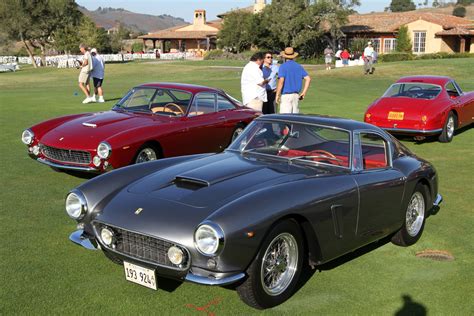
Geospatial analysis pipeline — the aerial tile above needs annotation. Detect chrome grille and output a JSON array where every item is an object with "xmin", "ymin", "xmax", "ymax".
[
  {"xmin": 96, "ymin": 224, "xmax": 189, "ymax": 269},
  {"xmin": 41, "ymin": 144, "xmax": 91, "ymax": 164}
]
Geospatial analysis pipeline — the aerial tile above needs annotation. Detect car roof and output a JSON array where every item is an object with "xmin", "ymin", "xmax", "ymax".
[
  {"xmin": 396, "ymin": 76, "xmax": 452, "ymax": 86},
  {"xmin": 137, "ymin": 82, "xmax": 223, "ymax": 94},
  {"xmin": 259, "ymin": 114, "xmax": 382, "ymax": 132}
]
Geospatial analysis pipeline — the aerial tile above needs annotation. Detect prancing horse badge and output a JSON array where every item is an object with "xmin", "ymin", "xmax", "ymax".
[{"xmin": 135, "ymin": 208, "xmax": 143, "ymax": 215}]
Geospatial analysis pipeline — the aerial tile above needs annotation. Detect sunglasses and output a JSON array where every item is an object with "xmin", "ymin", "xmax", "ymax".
[{"xmin": 265, "ymin": 56, "xmax": 273, "ymax": 59}]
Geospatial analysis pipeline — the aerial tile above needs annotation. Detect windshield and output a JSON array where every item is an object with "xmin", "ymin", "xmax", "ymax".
[
  {"xmin": 383, "ymin": 83, "xmax": 441, "ymax": 100},
  {"xmin": 115, "ymin": 87, "xmax": 192, "ymax": 116},
  {"xmin": 228, "ymin": 120, "xmax": 351, "ymax": 168}
]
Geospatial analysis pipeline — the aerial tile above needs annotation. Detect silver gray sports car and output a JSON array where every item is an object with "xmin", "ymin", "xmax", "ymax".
[{"xmin": 66, "ymin": 114, "xmax": 442, "ymax": 309}]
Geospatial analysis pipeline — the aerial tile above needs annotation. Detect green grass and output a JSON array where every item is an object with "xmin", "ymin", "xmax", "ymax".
[{"xmin": 0, "ymin": 58, "xmax": 473, "ymax": 315}]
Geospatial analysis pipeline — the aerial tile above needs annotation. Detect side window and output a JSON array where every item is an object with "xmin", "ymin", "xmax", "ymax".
[
  {"xmin": 188, "ymin": 93, "xmax": 216, "ymax": 116},
  {"xmin": 446, "ymin": 82, "xmax": 460, "ymax": 98},
  {"xmin": 217, "ymin": 95, "xmax": 236, "ymax": 111},
  {"xmin": 360, "ymin": 133, "xmax": 389, "ymax": 170}
]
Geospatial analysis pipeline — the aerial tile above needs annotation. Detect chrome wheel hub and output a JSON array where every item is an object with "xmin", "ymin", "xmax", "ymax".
[
  {"xmin": 232, "ymin": 128, "xmax": 244, "ymax": 142},
  {"xmin": 260, "ymin": 233, "xmax": 298, "ymax": 296},
  {"xmin": 135, "ymin": 148, "xmax": 157, "ymax": 164},
  {"xmin": 406, "ymin": 192, "xmax": 425, "ymax": 237},
  {"xmin": 447, "ymin": 116, "xmax": 454, "ymax": 139}
]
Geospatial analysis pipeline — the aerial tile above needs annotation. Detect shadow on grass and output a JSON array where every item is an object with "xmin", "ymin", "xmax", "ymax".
[
  {"xmin": 393, "ymin": 124, "xmax": 473, "ymax": 145},
  {"xmin": 394, "ymin": 294, "xmax": 427, "ymax": 316}
]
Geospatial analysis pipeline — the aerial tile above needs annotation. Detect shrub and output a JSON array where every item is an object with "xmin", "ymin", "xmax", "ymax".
[
  {"xmin": 452, "ymin": 5, "xmax": 467, "ymax": 17},
  {"xmin": 379, "ymin": 52, "xmax": 414, "ymax": 62},
  {"xmin": 203, "ymin": 49, "xmax": 255, "ymax": 61}
]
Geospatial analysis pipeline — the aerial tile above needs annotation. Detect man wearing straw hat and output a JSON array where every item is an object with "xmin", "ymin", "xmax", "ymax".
[{"xmin": 276, "ymin": 47, "xmax": 311, "ymax": 114}]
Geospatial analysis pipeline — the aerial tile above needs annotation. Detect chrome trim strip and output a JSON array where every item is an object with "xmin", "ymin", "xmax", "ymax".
[
  {"xmin": 383, "ymin": 128, "xmax": 443, "ymax": 134},
  {"xmin": 185, "ymin": 271, "xmax": 245, "ymax": 286},
  {"xmin": 433, "ymin": 194, "xmax": 443, "ymax": 206},
  {"xmin": 69, "ymin": 230, "xmax": 98, "ymax": 250},
  {"xmin": 37, "ymin": 158, "xmax": 98, "ymax": 172}
]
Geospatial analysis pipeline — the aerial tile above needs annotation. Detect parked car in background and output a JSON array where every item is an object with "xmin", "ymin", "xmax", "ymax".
[
  {"xmin": 21, "ymin": 83, "xmax": 259, "ymax": 173},
  {"xmin": 364, "ymin": 76, "xmax": 474, "ymax": 142},
  {"xmin": 66, "ymin": 114, "xmax": 442, "ymax": 309}
]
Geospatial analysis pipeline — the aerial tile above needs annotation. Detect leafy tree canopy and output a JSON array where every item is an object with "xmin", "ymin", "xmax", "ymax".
[{"xmin": 389, "ymin": 0, "xmax": 416, "ymax": 12}]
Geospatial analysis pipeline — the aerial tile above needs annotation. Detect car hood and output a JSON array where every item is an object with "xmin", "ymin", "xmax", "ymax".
[
  {"xmin": 95, "ymin": 152, "xmax": 331, "ymax": 241},
  {"xmin": 40, "ymin": 110, "xmax": 170, "ymax": 150}
]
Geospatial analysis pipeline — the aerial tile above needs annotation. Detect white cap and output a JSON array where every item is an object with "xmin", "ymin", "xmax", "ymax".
[
  {"xmin": 367, "ymin": 41, "xmax": 372, "ymax": 45},
  {"xmin": 91, "ymin": 48, "xmax": 97, "ymax": 53}
]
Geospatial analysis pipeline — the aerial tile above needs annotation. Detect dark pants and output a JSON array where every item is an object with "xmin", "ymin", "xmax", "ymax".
[{"xmin": 263, "ymin": 89, "xmax": 276, "ymax": 114}]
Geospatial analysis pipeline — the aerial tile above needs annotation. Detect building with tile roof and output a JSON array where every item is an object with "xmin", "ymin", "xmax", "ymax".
[
  {"xmin": 341, "ymin": 11, "xmax": 474, "ymax": 54},
  {"xmin": 138, "ymin": 1, "xmax": 267, "ymax": 55}
]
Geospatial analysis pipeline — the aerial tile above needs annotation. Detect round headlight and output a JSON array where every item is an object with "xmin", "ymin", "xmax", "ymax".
[
  {"xmin": 167, "ymin": 246, "xmax": 184, "ymax": 265},
  {"xmin": 21, "ymin": 129, "xmax": 34, "ymax": 145},
  {"xmin": 100, "ymin": 227, "xmax": 114, "ymax": 246},
  {"xmin": 194, "ymin": 223, "xmax": 224, "ymax": 256},
  {"xmin": 97, "ymin": 142, "xmax": 111, "ymax": 159},
  {"xmin": 65, "ymin": 191, "xmax": 87, "ymax": 220}
]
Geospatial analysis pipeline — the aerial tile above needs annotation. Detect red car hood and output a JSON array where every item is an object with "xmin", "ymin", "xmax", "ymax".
[{"xmin": 40, "ymin": 110, "xmax": 162, "ymax": 150}]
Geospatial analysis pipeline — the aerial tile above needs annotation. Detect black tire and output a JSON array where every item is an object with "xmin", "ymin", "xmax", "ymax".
[
  {"xmin": 438, "ymin": 112, "xmax": 456, "ymax": 143},
  {"xmin": 236, "ymin": 220, "xmax": 304, "ymax": 309},
  {"xmin": 133, "ymin": 144, "xmax": 161, "ymax": 164},
  {"xmin": 392, "ymin": 183, "xmax": 428, "ymax": 247}
]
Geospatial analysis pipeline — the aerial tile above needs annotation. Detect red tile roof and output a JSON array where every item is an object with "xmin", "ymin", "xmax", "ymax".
[{"xmin": 342, "ymin": 11, "xmax": 473, "ymax": 34}]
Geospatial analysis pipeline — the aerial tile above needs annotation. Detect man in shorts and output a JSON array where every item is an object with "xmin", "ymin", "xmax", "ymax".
[
  {"xmin": 90, "ymin": 48, "xmax": 105, "ymax": 103},
  {"xmin": 78, "ymin": 43, "xmax": 93, "ymax": 103}
]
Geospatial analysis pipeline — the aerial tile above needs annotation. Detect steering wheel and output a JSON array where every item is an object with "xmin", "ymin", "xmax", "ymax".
[
  {"xmin": 163, "ymin": 103, "xmax": 185, "ymax": 115},
  {"xmin": 308, "ymin": 150, "xmax": 344, "ymax": 165}
]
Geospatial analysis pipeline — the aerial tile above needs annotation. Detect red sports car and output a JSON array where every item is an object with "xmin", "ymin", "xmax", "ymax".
[
  {"xmin": 21, "ymin": 83, "xmax": 260, "ymax": 172},
  {"xmin": 364, "ymin": 76, "xmax": 474, "ymax": 142}
]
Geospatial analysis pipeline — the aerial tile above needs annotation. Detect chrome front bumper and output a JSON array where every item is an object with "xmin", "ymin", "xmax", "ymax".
[
  {"xmin": 433, "ymin": 194, "xmax": 443, "ymax": 207},
  {"xmin": 37, "ymin": 158, "xmax": 99, "ymax": 172},
  {"xmin": 69, "ymin": 229, "xmax": 246, "ymax": 286}
]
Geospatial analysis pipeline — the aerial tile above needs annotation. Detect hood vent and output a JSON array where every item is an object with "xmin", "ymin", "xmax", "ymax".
[{"xmin": 174, "ymin": 176, "xmax": 210, "ymax": 189}]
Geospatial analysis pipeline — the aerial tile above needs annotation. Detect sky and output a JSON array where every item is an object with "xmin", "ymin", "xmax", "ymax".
[{"xmin": 75, "ymin": 0, "xmax": 406, "ymax": 22}]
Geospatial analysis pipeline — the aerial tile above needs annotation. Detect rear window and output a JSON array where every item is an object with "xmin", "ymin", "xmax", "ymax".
[{"xmin": 383, "ymin": 83, "xmax": 441, "ymax": 100}]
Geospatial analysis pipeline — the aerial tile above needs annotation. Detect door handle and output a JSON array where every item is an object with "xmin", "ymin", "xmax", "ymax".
[{"xmin": 218, "ymin": 116, "xmax": 225, "ymax": 120}]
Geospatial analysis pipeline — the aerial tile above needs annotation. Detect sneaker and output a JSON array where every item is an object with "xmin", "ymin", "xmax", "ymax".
[
  {"xmin": 91, "ymin": 95, "xmax": 97, "ymax": 102},
  {"xmin": 82, "ymin": 97, "xmax": 92, "ymax": 104},
  {"xmin": 98, "ymin": 96, "xmax": 105, "ymax": 103}
]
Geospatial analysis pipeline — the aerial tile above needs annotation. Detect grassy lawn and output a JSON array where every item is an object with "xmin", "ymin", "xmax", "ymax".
[{"xmin": 0, "ymin": 58, "xmax": 473, "ymax": 315}]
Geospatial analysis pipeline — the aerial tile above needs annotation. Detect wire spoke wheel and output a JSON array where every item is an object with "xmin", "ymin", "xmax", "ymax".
[
  {"xmin": 446, "ymin": 116, "xmax": 455, "ymax": 139},
  {"xmin": 232, "ymin": 127, "xmax": 244, "ymax": 142},
  {"xmin": 260, "ymin": 233, "xmax": 298, "ymax": 296},
  {"xmin": 135, "ymin": 148, "xmax": 157, "ymax": 164},
  {"xmin": 406, "ymin": 191, "xmax": 425, "ymax": 237}
]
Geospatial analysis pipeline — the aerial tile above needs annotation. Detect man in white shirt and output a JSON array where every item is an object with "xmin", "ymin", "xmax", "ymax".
[
  {"xmin": 363, "ymin": 42, "xmax": 375, "ymax": 75},
  {"xmin": 241, "ymin": 52, "xmax": 268, "ymax": 111},
  {"xmin": 78, "ymin": 43, "xmax": 93, "ymax": 103}
]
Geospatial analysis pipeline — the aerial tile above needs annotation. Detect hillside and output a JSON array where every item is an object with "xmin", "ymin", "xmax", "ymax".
[
  {"xmin": 78, "ymin": 6, "xmax": 188, "ymax": 33},
  {"xmin": 417, "ymin": 4, "xmax": 474, "ymax": 20}
]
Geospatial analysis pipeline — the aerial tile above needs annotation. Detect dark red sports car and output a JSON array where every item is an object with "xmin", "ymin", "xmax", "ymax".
[
  {"xmin": 364, "ymin": 76, "xmax": 474, "ymax": 142},
  {"xmin": 21, "ymin": 83, "xmax": 260, "ymax": 172}
]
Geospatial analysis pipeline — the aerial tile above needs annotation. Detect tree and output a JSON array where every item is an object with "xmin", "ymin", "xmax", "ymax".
[
  {"xmin": 452, "ymin": 5, "xmax": 467, "ymax": 16},
  {"xmin": 457, "ymin": 0, "xmax": 473, "ymax": 5},
  {"xmin": 0, "ymin": 0, "xmax": 82, "ymax": 66},
  {"xmin": 217, "ymin": 11, "xmax": 255, "ymax": 52},
  {"xmin": 389, "ymin": 0, "xmax": 417, "ymax": 11},
  {"xmin": 432, "ymin": 0, "xmax": 440, "ymax": 7},
  {"xmin": 395, "ymin": 25, "xmax": 412, "ymax": 53}
]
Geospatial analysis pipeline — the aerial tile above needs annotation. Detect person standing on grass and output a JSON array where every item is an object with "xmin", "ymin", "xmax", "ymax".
[
  {"xmin": 241, "ymin": 52, "xmax": 268, "ymax": 111},
  {"xmin": 275, "ymin": 47, "xmax": 311, "ymax": 114},
  {"xmin": 363, "ymin": 41, "xmax": 375, "ymax": 75},
  {"xmin": 262, "ymin": 52, "xmax": 279, "ymax": 114},
  {"xmin": 90, "ymin": 48, "xmax": 105, "ymax": 103},
  {"xmin": 341, "ymin": 49, "xmax": 350, "ymax": 67},
  {"xmin": 324, "ymin": 45, "xmax": 334, "ymax": 70},
  {"xmin": 78, "ymin": 43, "xmax": 94, "ymax": 104}
]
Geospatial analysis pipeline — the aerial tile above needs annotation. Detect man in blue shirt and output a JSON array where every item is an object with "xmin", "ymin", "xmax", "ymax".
[
  {"xmin": 276, "ymin": 47, "xmax": 311, "ymax": 114},
  {"xmin": 262, "ymin": 52, "xmax": 279, "ymax": 114}
]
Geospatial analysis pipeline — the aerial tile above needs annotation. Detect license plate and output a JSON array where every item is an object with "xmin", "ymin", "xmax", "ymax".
[
  {"xmin": 124, "ymin": 261, "xmax": 157, "ymax": 290},
  {"xmin": 388, "ymin": 111, "xmax": 404, "ymax": 120}
]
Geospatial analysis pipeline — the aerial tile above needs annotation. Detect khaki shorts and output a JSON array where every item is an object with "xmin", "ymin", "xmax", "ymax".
[
  {"xmin": 245, "ymin": 98, "xmax": 264, "ymax": 112},
  {"xmin": 78, "ymin": 72, "xmax": 90, "ymax": 84},
  {"xmin": 279, "ymin": 93, "xmax": 300, "ymax": 114}
]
